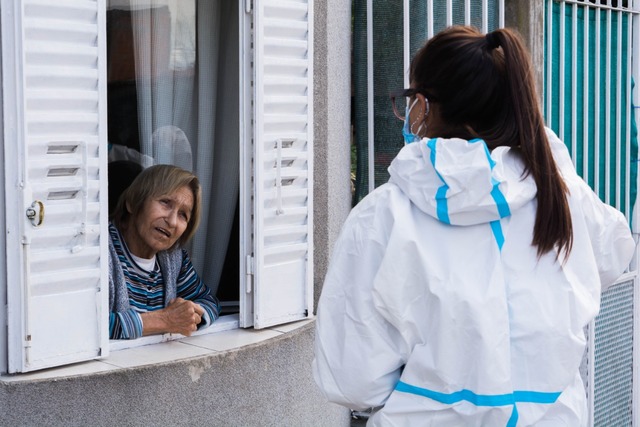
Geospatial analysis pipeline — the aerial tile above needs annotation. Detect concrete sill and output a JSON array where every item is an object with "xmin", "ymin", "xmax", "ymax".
[{"xmin": 1, "ymin": 316, "xmax": 314, "ymax": 383}]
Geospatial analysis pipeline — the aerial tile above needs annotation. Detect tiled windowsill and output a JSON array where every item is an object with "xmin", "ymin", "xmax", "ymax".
[{"xmin": 0, "ymin": 315, "xmax": 314, "ymax": 383}]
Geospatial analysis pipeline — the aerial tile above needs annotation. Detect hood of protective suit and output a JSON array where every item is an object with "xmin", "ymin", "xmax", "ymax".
[{"xmin": 388, "ymin": 137, "xmax": 537, "ymax": 226}]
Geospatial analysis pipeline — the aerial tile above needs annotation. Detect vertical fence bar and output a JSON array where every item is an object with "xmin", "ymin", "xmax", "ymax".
[
  {"xmin": 583, "ymin": 1, "xmax": 591, "ymax": 185},
  {"xmin": 482, "ymin": 0, "xmax": 488, "ymax": 32},
  {"xmin": 367, "ymin": 0, "xmax": 375, "ymax": 193},
  {"xmin": 498, "ymin": 0, "xmax": 504, "ymax": 29},
  {"xmin": 546, "ymin": 0, "xmax": 553, "ymax": 124},
  {"xmin": 403, "ymin": 0, "xmax": 410, "ymax": 88},
  {"xmin": 571, "ymin": 3, "xmax": 578, "ymax": 164},
  {"xmin": 427, "ymin": 0, "xmax": 433, "ymax": 39},
  {"xmin": 465, "ymin": 0, "xmax": 471, "ymax": 25},
  {"xmin": 588, "ymin": 0, "xmax": 597, "ymax": 377},
  {"xmin": 559, "ymin": 1, "xmax": 566, "ymax": 142},
  {"xmin": 605, "ymin": 8, "xmax": 612, "ymax": 205},
  {"xmin": 625, "ymin": 8, "xmax": 632, "ymax": 221},
  {"xmin": 595, "ymin": 6, "xmax": 601, "ymax": 197},
  {"xmin": 616, "ymin": 9, "xmax": 623, "ymax": 211},
  {"xmin": 446, "ymin": 1, "xmax": 452, "ymax": 26}
]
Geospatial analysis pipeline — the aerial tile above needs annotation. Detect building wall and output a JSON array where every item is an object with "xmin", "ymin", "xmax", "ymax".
[
  {"xmin": 313, "ymin": 0, "xmax": 354, "ymax": 313},
  {"xmin": 0, "ymin": 324, "xmax": 347, "ymax": 427},
  {"xmin": 505, "ymin": 0, "xmax": 545, "ymax": 102},
  {"xmin": 0, "ymin": 0, "xmax": 353, "ymax": 424}
]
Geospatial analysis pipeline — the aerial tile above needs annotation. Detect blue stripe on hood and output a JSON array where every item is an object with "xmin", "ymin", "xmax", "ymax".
[
  {"xmin": 387, "ymin": 135, "xmax": 538, "ymax": 228},
  {"xmin": 426, "ymin": 138, "xmax": 510, "ymax": 250},
  {"xmin": 471, "ymin": 139, "xmax": 511, "ymax": 219},
  {"xmin": 470, "ymin": 138, "xmax": 511, "ymax": 250},
  {"xmin": 427, "ymin": 138, "xmax": 451, "ymax": 224}
]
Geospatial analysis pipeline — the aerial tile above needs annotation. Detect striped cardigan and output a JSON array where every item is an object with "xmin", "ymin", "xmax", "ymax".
[{"xmin": 108, "ymin": 223, "xmax": 220, "ymax": 339}]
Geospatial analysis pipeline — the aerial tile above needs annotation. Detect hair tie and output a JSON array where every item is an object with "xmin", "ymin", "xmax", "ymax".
[{"xmin": 485, "ymin": 31, "xmax": 500, "ymax": 50}]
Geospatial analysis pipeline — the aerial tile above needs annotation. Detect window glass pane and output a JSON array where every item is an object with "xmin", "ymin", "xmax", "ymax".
[{"xmin": 107, "ymin": 0, "xmax": 196, "ymax": 168}]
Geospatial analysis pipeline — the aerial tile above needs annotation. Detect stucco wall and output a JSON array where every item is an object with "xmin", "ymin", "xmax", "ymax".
[
  {"xmin": 0, "ymin": 323, "xmax": 348, "ymax": 427},
  {"xmin": 505, "ymin": 0, "xmax": 545, "ymax": 102},
  {"xmin": 313, "ymin": 0, "xmax": 354, "ymax": 314}
]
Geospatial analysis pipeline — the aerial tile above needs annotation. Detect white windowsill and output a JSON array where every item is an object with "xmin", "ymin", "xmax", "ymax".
[
  {"xmin": 0, "ymin": 316, "xmax": 314, "ymax": 383},
  {"xmin": 109, "ymin": 312, "xmax": 242, "ymax": 351}
]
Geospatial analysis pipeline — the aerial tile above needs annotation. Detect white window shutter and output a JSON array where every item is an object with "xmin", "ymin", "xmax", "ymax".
[
  {"xmin": 2, "ymin": 0, "xmax": 109, "ymax": 373},
  {"xmin": 249, "ymin": 0, "xmax": 314, "ymax": 329}
]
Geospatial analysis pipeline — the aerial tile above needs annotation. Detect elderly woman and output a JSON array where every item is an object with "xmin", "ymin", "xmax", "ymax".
[{"xmin": 108, "ymin": 164, "xmax": 220, "ymax": 340}]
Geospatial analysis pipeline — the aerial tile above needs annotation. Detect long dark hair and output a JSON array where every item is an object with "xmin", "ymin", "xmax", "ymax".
[{"xmin": 410, "ymin": 26, "xmax": 572, "ymax": 258}]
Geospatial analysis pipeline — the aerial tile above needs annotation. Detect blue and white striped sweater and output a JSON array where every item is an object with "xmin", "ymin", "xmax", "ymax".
[{"xmin": 108, "ymin": 223, "xmax": 220, "ymax": 339}]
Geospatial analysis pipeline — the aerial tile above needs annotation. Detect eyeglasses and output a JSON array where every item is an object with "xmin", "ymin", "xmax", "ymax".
[{"xmin": 389, "ymin": 88, "xmax": 425, "ymax": 121}]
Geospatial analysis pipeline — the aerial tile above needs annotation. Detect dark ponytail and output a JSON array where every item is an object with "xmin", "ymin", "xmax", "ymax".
[{"xmin": 411, "ymin": 26, "xmax": 573, "ymax": 258}]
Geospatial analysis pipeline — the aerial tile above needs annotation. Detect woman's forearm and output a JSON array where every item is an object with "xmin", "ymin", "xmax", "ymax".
[{"xmin": 140, "ymin": 298, "xmax": 203, "ymax": 336}]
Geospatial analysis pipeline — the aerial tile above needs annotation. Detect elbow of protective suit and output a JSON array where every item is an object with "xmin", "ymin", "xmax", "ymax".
[
  {"xmin": 598, "ymin": 224, "xmax": 635, "ymax": 293},
  {"xmin": 312, "ymin": 344, "xmax": 400, "ymax": 411}
]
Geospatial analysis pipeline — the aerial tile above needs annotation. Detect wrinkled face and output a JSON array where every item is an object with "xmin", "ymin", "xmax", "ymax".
[{"xmin": 124, "ymin": 185, "xmax": 194, "ymax": 259}]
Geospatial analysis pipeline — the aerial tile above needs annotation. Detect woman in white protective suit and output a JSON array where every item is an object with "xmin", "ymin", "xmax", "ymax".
[{"xmin": 313, "ymin": 26, "xmax": 635, "ymax": 426}]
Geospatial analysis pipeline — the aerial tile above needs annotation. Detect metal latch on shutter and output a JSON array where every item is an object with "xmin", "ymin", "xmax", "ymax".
[{"xmin": 26, "ymin": 200, "xmax": 44, "ymax": 227}]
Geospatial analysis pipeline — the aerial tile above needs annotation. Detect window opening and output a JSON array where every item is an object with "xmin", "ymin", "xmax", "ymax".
[
  {"xmin": 105, "ymin": 0, "xmax": 241, "ymax": 341},
  {"xmin": 2, "ymin": 0, "xmax": 313, "ymax": 372}
]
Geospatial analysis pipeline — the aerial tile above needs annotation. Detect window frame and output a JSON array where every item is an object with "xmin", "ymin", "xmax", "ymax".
[{"xmin": 1, "ymin": 0, "xmax": 315, "ymax": 371}]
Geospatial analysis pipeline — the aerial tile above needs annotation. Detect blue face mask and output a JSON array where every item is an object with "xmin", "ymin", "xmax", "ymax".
[{"xmin": 402, "ymin": 98, "xmax": 425, "ymax": 145}]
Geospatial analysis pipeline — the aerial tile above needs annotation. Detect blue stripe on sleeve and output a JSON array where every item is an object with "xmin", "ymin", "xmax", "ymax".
[{"xmin": 109, "ymin": 308, "xmax": 143, "ymax": 340}]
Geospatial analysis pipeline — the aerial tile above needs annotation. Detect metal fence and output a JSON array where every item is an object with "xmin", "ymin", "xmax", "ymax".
[
  {"xmin": 544, "ymin": 1, "xmax": 639, "ymax": 425},
  {"xmin": 352, "ymin": 0, "xmax": 504, "ymax": 203},
  {"xmin": 544, "ymin": 0, "xmax": 639, "ymax": 220}
]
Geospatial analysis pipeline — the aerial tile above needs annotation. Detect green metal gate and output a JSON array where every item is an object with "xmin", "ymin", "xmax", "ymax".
[{"xmin": 544, "ymin": 1, "xmax": 640, "ymax": 426}]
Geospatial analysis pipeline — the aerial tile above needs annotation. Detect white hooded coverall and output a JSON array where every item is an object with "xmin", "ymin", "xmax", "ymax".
[{"xmin": 313, "ymin": 129, "xmax": 635, "ymax": 426}]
